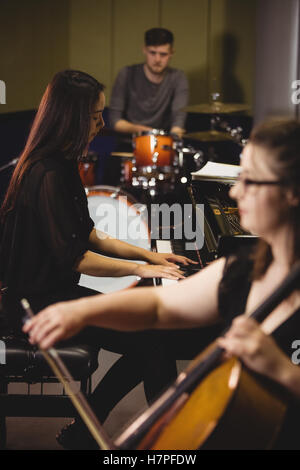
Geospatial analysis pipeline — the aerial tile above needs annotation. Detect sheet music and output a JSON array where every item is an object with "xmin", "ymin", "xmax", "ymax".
[{"xmin": 191, "ymin": 161, "xmax": 240, "ymax": 182}]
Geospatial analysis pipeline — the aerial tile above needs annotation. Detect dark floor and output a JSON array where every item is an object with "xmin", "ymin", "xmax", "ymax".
[{"xmin": 4, "ymin": 351, "xmax": 188, "ymax": 450}]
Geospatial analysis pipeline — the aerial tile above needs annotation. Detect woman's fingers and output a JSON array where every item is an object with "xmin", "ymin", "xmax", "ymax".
[
  {"xmin": 23, "ymin": 312, "xmax": 51, "ymax": 338},
  {"xmin": 161, "ymin": 270, "xmax": 184, "ymax": 280},
  {"xmin": 224, "ymin": 316, "xmax": 259, "ymax": 339},
  {"xmin": 166, "ymin": 255, "xmax": 198, "ymax": 266},
  {"xmin": 26, "ymin": 315, "xmax": 57, "ymax": 345},
  {"xmin": 218, "ymin": 336, "xmax": 249, "ymax": 357},
  {"xmin": 158, "ymin": 266, "xmax": 185, "ymax": 279},
  {"xmin": 136, "ymin": 264, "xmax": 184, "ymax": 279},
  {"xmin": 23, "ymin": 305, "xmax": 66, "ymax": 346},
  {"xmin": 180, "ymin": 256, "xmax": 198, "ymax": 265},
  {"xmin": 38, "ymin": 326, "xmax": 64, "ymax": 350}
]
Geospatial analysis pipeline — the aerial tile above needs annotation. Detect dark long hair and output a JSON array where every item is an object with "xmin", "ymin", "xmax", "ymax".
[
  {"xmin": 0, "ymin": 70, "xmax": 104, "ymax": 221},
  {"xmin": 250, "ymin": 118, "xmax": 300, "ymax": 278}
]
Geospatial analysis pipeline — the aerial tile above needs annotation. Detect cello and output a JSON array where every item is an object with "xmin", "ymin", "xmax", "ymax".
[{"xmin": 21, "ymin": 261, "xmax": 300, "ymax": 450}]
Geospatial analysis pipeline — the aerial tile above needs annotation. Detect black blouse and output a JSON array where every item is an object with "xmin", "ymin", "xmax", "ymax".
[{"xmin": 0, "ymin": 156, "xmax": 94, "ymax": 297}]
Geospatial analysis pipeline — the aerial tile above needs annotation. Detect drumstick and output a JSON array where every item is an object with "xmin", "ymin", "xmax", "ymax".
[{"xmin": 110, "ymin": 152, "xmax": 134, "ymax": 157}]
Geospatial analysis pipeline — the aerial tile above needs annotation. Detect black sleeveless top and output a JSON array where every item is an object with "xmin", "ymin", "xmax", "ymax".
[
  {"xmin": 218, "ymin": 250, "xmax": 300, "ymax": 359},
  {"xmin": 218, "ymin": 250, "xmax": 300, "ymax": 449}
]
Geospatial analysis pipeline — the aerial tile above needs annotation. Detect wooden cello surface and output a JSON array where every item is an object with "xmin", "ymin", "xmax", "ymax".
[{"xmin": 137, "ymin": 357, "xmax": 287, "ymax": 450}]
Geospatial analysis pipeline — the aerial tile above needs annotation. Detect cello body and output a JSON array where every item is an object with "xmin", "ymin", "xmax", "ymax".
[{"xmin": 136, "ymin": 357, "xmax": 287, "ymax": 450}]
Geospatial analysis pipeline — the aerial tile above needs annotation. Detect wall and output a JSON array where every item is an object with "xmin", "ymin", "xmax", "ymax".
[
  {"xmin": 0, "ymin": 0, "xmax": 256, "ymax": 114},
  {"xmin": 0, "ymin": 0, "xmax": 69, "ymax": 113},
  {"xmin": 255, "ymin": 0, "xmax": 300, "ymax": 123}
]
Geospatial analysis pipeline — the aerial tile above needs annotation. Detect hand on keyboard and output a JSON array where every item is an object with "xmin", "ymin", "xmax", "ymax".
[
  {"xmin": 134, "ymin": 264, "xmax": 185, "ymax": 280},
  {"xmin": 146, "ymin": 252, "xmax": 198, "ymax": 267}
]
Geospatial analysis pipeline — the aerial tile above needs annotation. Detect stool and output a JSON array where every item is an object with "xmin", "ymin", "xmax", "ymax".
[{"xmin": 0, "ymin": 333, "xmax": 99, "ymax": 449}]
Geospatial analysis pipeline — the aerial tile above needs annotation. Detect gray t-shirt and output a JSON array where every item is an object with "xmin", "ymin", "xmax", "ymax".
[{"xmin": 109, "ymin": 64, "xmax": 188, "ymax": 131}]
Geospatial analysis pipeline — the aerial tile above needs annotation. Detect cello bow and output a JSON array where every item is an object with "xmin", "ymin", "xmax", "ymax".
[{"xmin": 21, "ymin": 298, "xmax": 115, "ymax": 451}]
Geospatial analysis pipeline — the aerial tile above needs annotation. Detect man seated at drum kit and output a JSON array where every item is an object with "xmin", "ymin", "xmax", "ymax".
[
  {"xmin": 0, "ymin": 69, "xmax": 197, "ymax": 449},
  {"xmin": 109, "ymin": 27, "xmax": 188, "ymax": 138},
  {"xmin": 109, "ymin": 28, "xmax": 189, "ymax": 190}
]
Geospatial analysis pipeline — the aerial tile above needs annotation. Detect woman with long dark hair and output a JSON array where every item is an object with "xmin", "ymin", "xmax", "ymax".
[
  {"xmin": 0, "ymin": 70, "xmax": 195, "ymax": 448},
  {"xmin": 26, "ymin": 118, "xmax": 300, "ymax": 448},
  {"xmin": 0, "ymin": 70, "xmax": 187, "ymax": 318}
]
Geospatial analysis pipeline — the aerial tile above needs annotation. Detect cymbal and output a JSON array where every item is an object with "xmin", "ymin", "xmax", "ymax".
[
  {"xmin": 184, "ymin": 130, "xmax": 234, "ymax": 142},
  {"xmin": 110, "ymin": 152, "xmax": 134, "ymax": 158},
  {"xmin": 184, "ymin": 102, "xmax": 249, "ymax": 114}
]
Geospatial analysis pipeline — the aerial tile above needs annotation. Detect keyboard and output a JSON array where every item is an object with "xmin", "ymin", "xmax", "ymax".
[
  {"xmin": 153, "ymin": 179, "xmax": 255, "ymax": 287},
  {"xmin": 155, "ymin": 239, "xmax": 203, "ymax": 286}
]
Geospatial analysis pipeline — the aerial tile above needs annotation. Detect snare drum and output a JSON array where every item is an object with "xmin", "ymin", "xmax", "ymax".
[
  {"xmin": 79, "ymin": 186, "xmax": 150, "ymax": 293},
  {"xmin": 133, "ymin": 130, "xmax": 174, "ymax": 167}
]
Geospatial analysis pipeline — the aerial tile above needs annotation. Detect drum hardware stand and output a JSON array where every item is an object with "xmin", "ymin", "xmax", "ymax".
[
  {"xmin": 210, "ymin": 116, "xmax": 247, "ymax": 147},
  {"xmin": 174, "ymin": 140, "xmax": 205, "ymax": 171}
]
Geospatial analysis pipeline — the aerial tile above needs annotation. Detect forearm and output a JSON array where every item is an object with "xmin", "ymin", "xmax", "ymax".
[
  {"xmin": 72, "ymin": 287, "xmax": 162, "ymax": 331},
  {"xmin": 23, "ymin": 259, "xmax": 224, "ymax": 348},
  {"xmin": 271, "ymin": 357, "xmax": 300, "ymax": 400},
  {"xmin": 89, "ymin": 229, "xmax": 152, "ymax": 261},
  {"xmin": 171, "ymin": 74, "xmax": 188, "ymax": 131},
  {"xmin": 76, "ymin": 279, "xmax": 217, "ymax": 332},
  {"xmin": 114, "ymin": 119, "xmax": 152, "ymax": 134},
  {"xmin": 171, "ymin": 126, "xmax": 185, "ymax": 138},
  {"xmin": 75, "ymin": 250, "xmax": 139, "ymax": 277}
]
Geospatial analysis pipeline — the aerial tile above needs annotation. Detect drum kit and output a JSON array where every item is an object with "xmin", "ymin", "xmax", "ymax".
[
  {"xmin": 77, "ymin": 101, "xmax": 248, "ymax": 293},
  {"xmin": 108, "ymin": 102, "xmax": 248, "ymax": 196},
  {"xmin": 78, "ymin": 101, "xmax": 249, "ymax": 193},
  {"xmin": 113, "ymin": 129, "xmax": 204, "ymax": 195}
]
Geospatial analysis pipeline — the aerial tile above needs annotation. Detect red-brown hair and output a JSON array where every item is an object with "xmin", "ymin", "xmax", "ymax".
[{"xmin": 249, "ymin": 118, "xmax": 300, "ymax": 278}]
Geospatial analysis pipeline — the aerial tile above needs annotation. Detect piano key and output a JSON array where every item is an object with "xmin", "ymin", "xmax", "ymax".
[
  {"xmin": 155, "ymin": 239, "xmax": 202, "ymax": 286},
  {"xmin": 156, "ymin": 240, "xmax": 173, "ymax": 254},
  {"xmin": 154, "ymin": 240, "xmax": 179, "ymax": 286}
]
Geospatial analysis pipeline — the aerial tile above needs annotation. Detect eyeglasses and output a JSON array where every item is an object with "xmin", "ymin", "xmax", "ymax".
[{"xmin": 236, "ymin": 174, "xmax": 286, "ymax": 189}]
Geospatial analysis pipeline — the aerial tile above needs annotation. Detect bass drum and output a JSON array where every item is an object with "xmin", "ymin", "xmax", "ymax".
[{"xmin": 79, "ymin": 186, "xmax": 150, "ymax": 294}]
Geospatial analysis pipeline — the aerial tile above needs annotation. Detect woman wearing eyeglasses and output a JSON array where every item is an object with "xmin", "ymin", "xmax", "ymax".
[{"xmin": 25, "ymin": 118, "xmax": 300, "ymax": 448}]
